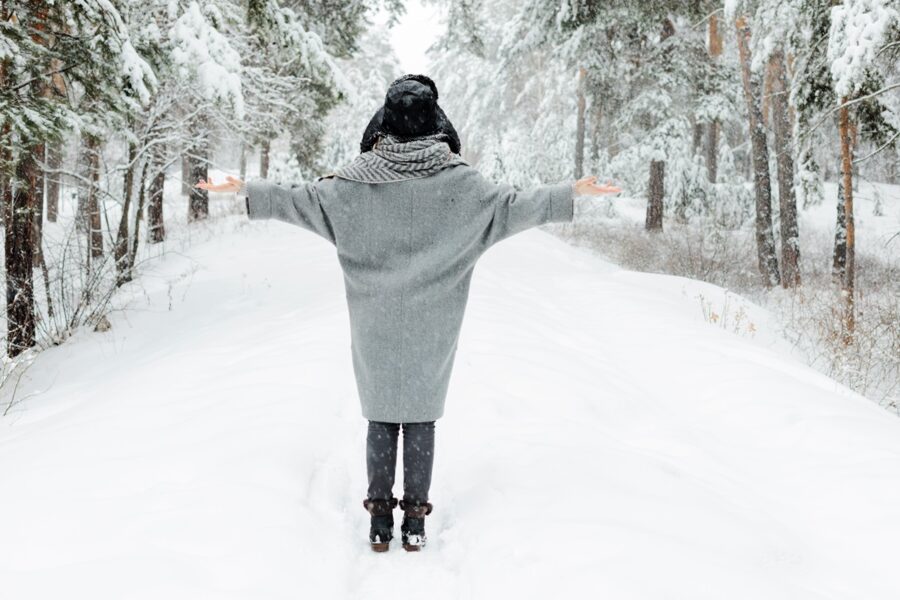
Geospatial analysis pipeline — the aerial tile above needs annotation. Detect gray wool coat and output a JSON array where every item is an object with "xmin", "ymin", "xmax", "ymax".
[{"xmin": 245, "ymin": 164, "xmax": 575, "ymax": 423}]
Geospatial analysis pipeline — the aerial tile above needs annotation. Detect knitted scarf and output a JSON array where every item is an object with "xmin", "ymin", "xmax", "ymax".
[{"xmin": 331, "ymin": 133, "xmax": 468, "ymax": 184}]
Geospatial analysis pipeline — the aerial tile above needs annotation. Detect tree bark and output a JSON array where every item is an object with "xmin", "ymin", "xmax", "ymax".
[
  {"xmin": 239, "ymin": 142, "xmax": 247, "ymax": 181},
  {"xmin": 114, "ymin": 141, "xmax": 136, "ymax": 283},
  {"xmin": 768, "ymin": 51, "xmax": 801, "ymax": 288},
  {"xmin": 838, "ymin": 99, "xmax": 855, "ymax": 343},
  {"xmin": 75, "ymin": 137, "xmax": 90, "ymax": 233},
  {"xmin": 127, "ymin": 160, "xmax": 150, "ymax": 275},
  {"xmin": 736, "ymin": 17, "xmax": 780, "ymax": 287},
  {"xmin": 259, "ymin": 139, "xmax": 270, "ymax": 179},
  {"xmin": 574, "ymin": 66, "xmax": 586, "ymax": 179},
  {"xmin": 832, "ymin": 179, "xmax": 846, "ymax": 282},
  {"xmin": 760, "ymin": 58, "xmax": 776, "ymax": 129},
  {"xmin": 705, "ymin": 121, "xmax": 719, "ymax": 183},
  {"xmin": 706, "ymin": 15, "xmax": 722, "ymax": 184},
  {"xmin": 708, "ymin": 13, "xmax": 723, "ymax": 57},
  {"xmin": 181, "ymin": 154, "xmax": 191, "ymax": 195},
  {"xmin": 887, "ymin": 146, "xmax": 897, "ymax": 184},
  {"xmin": 85, "ymin": 136, "xmax": 103, "ymax": 259},
  {"xmin": 148, "ymin": 147, "xmax": 166, "ymax": 244},
  {"xmin": 6, "ymin": 150, "xmax": 38, "ymax": 357},
  {"xmin": 589, "ymin": 99, "xmax": 602, "ymax": 164},
  {"xmin": 850, "ymin": 118, "xmax": 859, "ymax": 192},
  {"xmin": 188, "ymin": 140, "xmax": 208, "ymax": 222},
  {"xmin": 645, "ymin": 159, "xmax": 665, "ymax": 231},
  {"xmin": 45, "ymin": 143, "xmax": 60, "ymax": 222},
  {"xmin": 31, "ymin": 144, "xmax": 45, "ymax": 268},
  {"xmin": 692, "ymin": 120, "xmax": 704, "ymax": 154}
]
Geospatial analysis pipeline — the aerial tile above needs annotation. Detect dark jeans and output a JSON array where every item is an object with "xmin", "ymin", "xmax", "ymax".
[{"xmin": 366, "ymin": 420, "xmax": 435, "ymax": 504}]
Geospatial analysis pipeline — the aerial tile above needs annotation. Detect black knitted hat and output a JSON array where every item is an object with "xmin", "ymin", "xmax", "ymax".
[{"xmin": 360, "ymin": 74, "xmax": 461, "ymax": 154}]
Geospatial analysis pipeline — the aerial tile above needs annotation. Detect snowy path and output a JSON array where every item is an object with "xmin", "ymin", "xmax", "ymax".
[{"xmin": 2, "ymin": 218, "xmax": 900, "ymax": 599}]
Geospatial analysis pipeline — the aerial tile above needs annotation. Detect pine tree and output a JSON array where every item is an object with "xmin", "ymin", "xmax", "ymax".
[
  {"xmin": 239, "ymin": 0, "xmax": 363, "ymax": 179},
  {"xmin": 735, "ymin": 15, "xmax": 780, "ymax": 287},
  {"xmin": 838, "ymin": 99, "xmax": 855, "ymax": 341},
  {"xmin": 0, "ymin": 0, "xmax": 155, "ymax": 353},
  {"xmin": 826, "ymin": 0, "xmax": 899, "ymax": 339}
]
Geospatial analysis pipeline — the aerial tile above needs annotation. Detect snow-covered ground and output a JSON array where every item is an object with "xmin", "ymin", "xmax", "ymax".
[{"xmin": 2, "ymin": 202, "xmax": 900, "ymax": 598}]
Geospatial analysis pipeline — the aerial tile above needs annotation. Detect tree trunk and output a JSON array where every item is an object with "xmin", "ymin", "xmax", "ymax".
[
  {"xmin": 85, "ymin": 137, "xmax": 103, "ymax": 259},
  {"xmin": 706, "ymin": 15, "xmax": 722, "ymax": 183},
  {"xmin": 75, "ymin": 137, "xmax": 91, "ymax": 234},
  {"xmin": 838, "ymin": 99, "xmax": 855, "ymax": 343},
  {"xmin": 735, "ymin": 17, "xmax": 780, "ymax": 287},
  {"xmin": 114, "ymin": 141, "xmax": 136, "ymax": 283},
  {"xmin": 45, "ymin": 143, "xmax": 60, "ymax": 222},
  {"xmin": 181, "ymin": 154, "xmax": 191, "ymax": 195},
  {"xmin": 832, "ymin": 179, "xmax": 846, "ymax": 282},
  {"xmin": 768, "ymin": 51, "xmax": 801, "ymax": 288},
  {"xmin": 127, "ymin": 160, "xmax": 150, "ymax": 274},
  {"xmin": 850, "ymin": 115, "xmax": 859, "ymax": 192},
  {"xmin": 760, "ymin": 59, "xmax": 776, "ymax": 129},
  {"xmin": 259, "ymin": 139, "xmax": 270, "ymax": 179},
  {"xmin": 148, "ymin": 147, "xmax": 166, "ymax": 244},
  {"xmin": 188, "ymin": 141, "xmax": 208, "ymax": 222},
  {"xmin": 6, "ymin": 150, "xmax": 38, "ymax": 357},
  {"xmin": 645, "ymin": 19, "xmax": 674, "ymax": 232},
  {"xmin": 645, "ymin": 159, "xmax": 664, "ymax": 231},
  {"xmin": 574, "ymin": 66, "xmax": 586, "ymax": 179},
  {"xmin": 708, "ymin": 13, "xmax": 723, "ymax": 57},
  {"xmin": 887, "ymin": 146, "xmax": 897, "ymax": 184},
  {"xmin": 705, "ymin": 122, "xmax": 719, "ymax": 183},
  {"xmin": 589, "ymin": 100, "xmax": 602, "ymax": 164},
  {"xmin": 32, "ymin": 144, "xmax": 45, "ymax": 268},
  {"xmin": 692, "ymin": 120, "xmax": 704, "ymax": 154},
  {"xmin": 239, "ymin": 142, "xmax": 247, "ymax": 181}
]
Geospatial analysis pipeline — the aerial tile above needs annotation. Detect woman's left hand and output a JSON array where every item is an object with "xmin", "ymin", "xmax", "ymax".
[
  {"xmin": 575, "ymin": 175, "xmax": 622, "ymax": 196},
  {"xmin": 196, "ymin": 176, "xmax": 243, "ymax": 193}
]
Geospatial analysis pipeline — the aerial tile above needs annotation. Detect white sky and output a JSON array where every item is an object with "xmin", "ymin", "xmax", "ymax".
[{"xmin": 374, "ymin": 0, "xmax": 444, "ymax": 74}]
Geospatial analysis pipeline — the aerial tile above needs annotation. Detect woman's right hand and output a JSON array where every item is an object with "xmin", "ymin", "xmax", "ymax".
[{"xmin": 196, "ymin": 175, "xmax": 243, "ymax": 193}]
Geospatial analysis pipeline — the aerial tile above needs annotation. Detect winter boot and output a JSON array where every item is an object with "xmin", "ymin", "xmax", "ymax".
[
  {"xmin": 363, "ymin": 497, "xmax": 398, "ymax": 552},
  {"xmin": 399, "ymin": 499, "xmax": 433, "ymax": 552}
]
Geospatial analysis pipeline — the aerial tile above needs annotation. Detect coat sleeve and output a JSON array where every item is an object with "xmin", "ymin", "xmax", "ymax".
[
  {"xmin": 478, "ymin": 172, "xmax": 575, "ymax": 247},
  {"xmin": 245, "ymin": 179, "xmax": 336, "ymax": 244}
]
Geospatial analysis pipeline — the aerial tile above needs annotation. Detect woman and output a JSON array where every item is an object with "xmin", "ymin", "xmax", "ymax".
[{"xmin": 198, "ymin": 74, "xmax": 621, "ymax": 552}]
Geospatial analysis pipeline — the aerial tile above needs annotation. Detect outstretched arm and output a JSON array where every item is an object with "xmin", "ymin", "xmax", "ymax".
[
  {"xmin": 197, "ymin": 176, "xmax": 336, "ymax": 244},
  {"xmin": 481, "ymin": 174, "xmax": 621, "ymax": 247},
  {"xmin": 574, "ymin": 176, "xmax": 622, "ymax": 197}
]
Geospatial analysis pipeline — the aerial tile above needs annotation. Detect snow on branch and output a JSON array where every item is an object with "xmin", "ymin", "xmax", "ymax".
[
  {"xmin": 170, "ymin": 1, "xmax": 245, "ymax": 118},
  {"xmin": 120, "ymin": 40, "xmax": 158, "ymax": 106},
  {"xmin": 828, "ymin": 0, "xmax": 899, "ymax": 97},
  {"xmin": 80, "ymin": 0, "xmax": 158, "ymax": 106}
]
